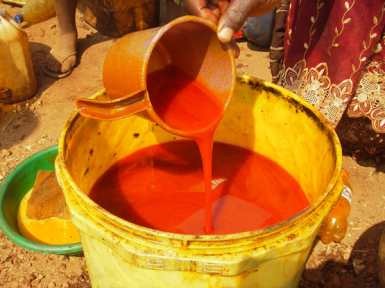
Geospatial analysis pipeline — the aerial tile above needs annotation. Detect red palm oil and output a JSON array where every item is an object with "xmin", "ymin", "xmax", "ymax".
[
  {"xmin": 89, "ymin": 141, "xmax": 309, "ymax": 235},
  {"xmin": 89, "ymin": 66, "xmax": 309, "ymax": 235}
]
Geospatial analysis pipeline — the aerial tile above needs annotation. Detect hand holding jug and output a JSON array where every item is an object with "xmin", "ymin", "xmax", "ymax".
[{"xmin": 76, "ymin": 16, "xmax": 236, "ymax": 138}]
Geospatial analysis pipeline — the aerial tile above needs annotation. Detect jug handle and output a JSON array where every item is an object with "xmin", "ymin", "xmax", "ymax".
[{"xmin": 76, "ymin": 90, "xmax": 147, "ymax": 120}]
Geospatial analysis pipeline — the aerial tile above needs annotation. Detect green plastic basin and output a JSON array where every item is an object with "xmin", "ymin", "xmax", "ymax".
[{"xmin": 0, "ymin": 145, "xmax": 82, "ymax": 255}]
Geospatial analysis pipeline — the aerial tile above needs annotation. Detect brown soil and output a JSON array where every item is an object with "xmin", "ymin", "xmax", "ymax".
[{"xmin": 1, "ymin": 3, "xmax": 385, "ymax": 287}]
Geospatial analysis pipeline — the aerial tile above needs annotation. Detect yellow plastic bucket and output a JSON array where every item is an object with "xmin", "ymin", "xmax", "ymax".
[{"xmin": 56, "ymin": 76, "xmax": 343, "ymax": 288}]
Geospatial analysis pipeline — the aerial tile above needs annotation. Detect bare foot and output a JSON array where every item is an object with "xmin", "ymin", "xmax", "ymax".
[{"xmin": 44, "ymin": 32, "xmax": 77, "ymax": 79}]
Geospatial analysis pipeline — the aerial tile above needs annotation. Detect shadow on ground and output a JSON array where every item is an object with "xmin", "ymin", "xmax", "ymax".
[
  {"xmin": 0, "ymin": 32, "xmax": 111, "ymax": 149},
  {"xmin": 300, "ymin": 221, "xmax": 385, "ymax": 288},
  {"xmin": 0, "ymin": 109, "xmax": 38, "ymax": 149}
]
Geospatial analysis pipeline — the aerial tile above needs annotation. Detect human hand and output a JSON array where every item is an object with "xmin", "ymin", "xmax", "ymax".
[
  {"xmin": 184, "ymin": 0, "xmax": 230, "ymax": 24},
  {"xmin": 184, "ymin": 0, "xmax": 279, "ymax": 43},
  {"xmin": 217, "ymin": 0, "xmax": 279, "ymax": 43}
]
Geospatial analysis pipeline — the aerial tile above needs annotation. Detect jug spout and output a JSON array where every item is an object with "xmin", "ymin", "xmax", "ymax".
[{"xmin": 76, "ymin": 90, "xmax": 147, "ymax": 120}]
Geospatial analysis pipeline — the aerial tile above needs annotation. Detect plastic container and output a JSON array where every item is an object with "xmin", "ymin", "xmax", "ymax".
[
  {"xmin": 56, "ymin": 76, "xmax": 345, "ymax": 287},
  {"xmin": 76, "ymin": 16, "xmax": 235, "ymax": 139},
  {"xmin": 22, "ymin": 0, "xmax": 55, "ymax": 25},
  {"xmin": 0, "ymin": 9, "xmax": 37, "ymax": 104},
  {"xmin": 79, "ymin": 0, "xmax": 159, "ymax": 37},
  {"xmin": 0, "ymin": 146, "xmax": 82, "ymax": 255},
  {"xmin": 318, "ymin": 170, "xmax": 352, "ymax": 244}
]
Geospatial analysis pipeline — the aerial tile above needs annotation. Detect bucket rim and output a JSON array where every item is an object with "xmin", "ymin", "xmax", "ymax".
[{"xmin": 57, "ymin": 75, "xmax": 343, "ymax": 243}]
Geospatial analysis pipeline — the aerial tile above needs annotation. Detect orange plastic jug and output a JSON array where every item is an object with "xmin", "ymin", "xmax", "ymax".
[{"xmin": 76, "ymin": 16, "xmax": 235, "ymax": 138}]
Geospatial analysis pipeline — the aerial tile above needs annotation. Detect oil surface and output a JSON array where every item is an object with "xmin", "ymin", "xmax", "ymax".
[{"xmin": 89, "ymin": 141, "xmax": 309, "ymax": 235}]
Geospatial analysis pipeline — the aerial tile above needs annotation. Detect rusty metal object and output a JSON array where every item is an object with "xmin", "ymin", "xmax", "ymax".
[
  {"xmin": 79, "ymin": 0, "xmax": 159, "ymax": 37},
  {"xmin": 159, "ymin": 0, "xmax": 186, "ymax": 25}
]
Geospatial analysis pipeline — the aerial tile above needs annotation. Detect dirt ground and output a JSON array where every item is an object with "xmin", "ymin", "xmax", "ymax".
[{"xmin": 1, "ymin": 3, "xmax": 385, "ymax": 288}]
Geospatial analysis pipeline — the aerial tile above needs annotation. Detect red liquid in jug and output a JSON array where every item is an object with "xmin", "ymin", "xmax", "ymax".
[
  {"xmin": 147, "ymin": 66, "xmax": 224, "ymax": 134},
  {"xmin": 89, "ymin": 141, "xmax": 309, "ymax": 235},
  {"xmin": 89, "ymin": 67, "xmax": 309, "ymax": 234}
]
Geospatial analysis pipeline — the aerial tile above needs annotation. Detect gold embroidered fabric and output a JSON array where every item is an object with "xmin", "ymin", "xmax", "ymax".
[
  {"xmin": 278, "ymin": 60, "xmax": 353, "ymax": 128},
  {"xmin": 278, "ymin": 58, "xmax": 385, "ymax": 132},
  {"xmin": 348, "ymin": 61, "xmax": 385, "ymax": 133}
]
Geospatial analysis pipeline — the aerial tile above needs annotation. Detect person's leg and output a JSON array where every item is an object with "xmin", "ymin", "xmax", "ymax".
[
  {"xmin": 44, "ymin": 0, "xmax": 78, "ymax": 78},
  {"xmin": 244, "ymin": 12, "xmax": 275, "ymax": 51}
]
